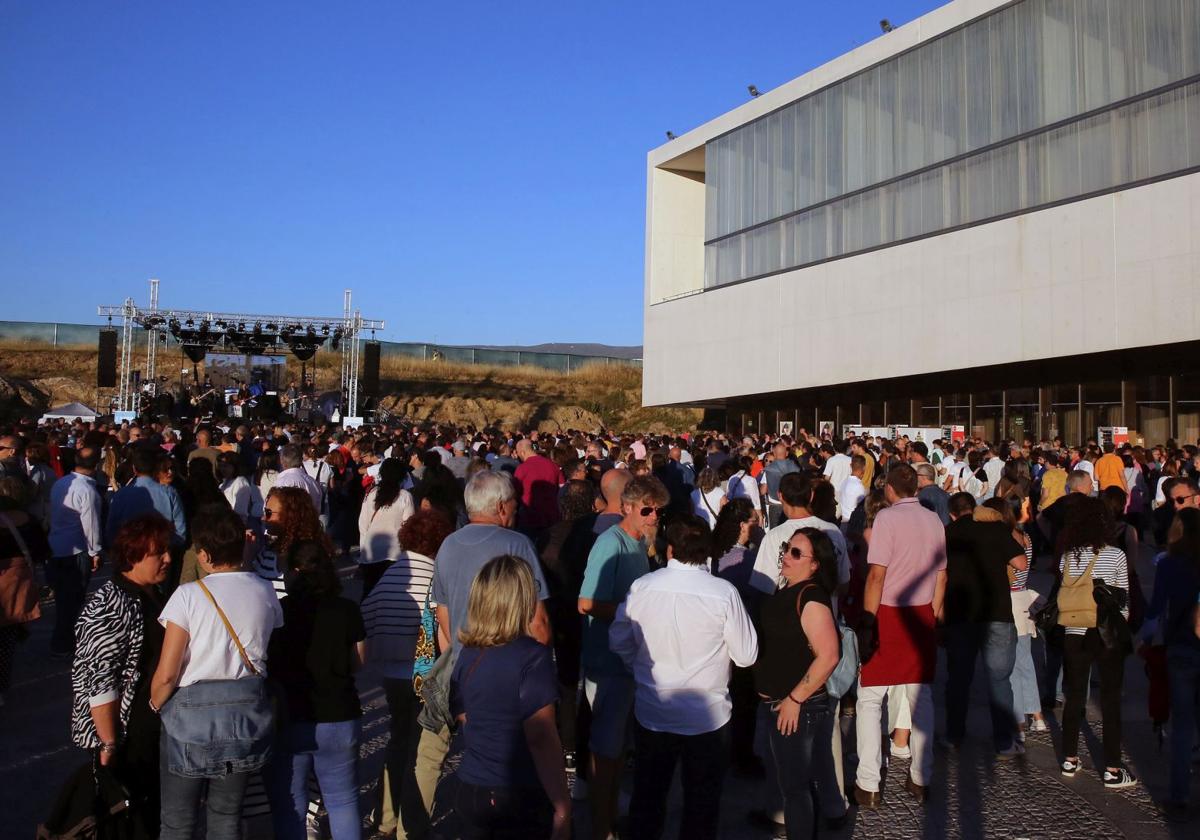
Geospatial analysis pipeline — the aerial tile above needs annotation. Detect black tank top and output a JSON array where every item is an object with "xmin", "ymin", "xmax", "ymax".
[{"xmin": 753, "ymin": 582, "xmax": 832, "ymax": 701}]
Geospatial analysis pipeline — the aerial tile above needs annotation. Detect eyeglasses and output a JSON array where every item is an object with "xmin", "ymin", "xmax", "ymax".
[
  {"xmin": 781, "ymin": 546, "xmax": 814, "ymax": 560},
  {"xmin": 263, "ymin": 508, "xmax": 278, "ymax": 519},
  {"xmin": 639, "ymin": 506, "xmax": 665, "ymax": 517},
  {"xmin": 1171, "ymin": 494, "xmax": 1195, "ymax": 506}
]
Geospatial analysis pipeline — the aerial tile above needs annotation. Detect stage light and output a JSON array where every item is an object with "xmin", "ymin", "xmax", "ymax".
[
  {"xmin": 748, "ymin": 85, "xmax": 761, "ymax": 97},
  {"xmin": 665, "ymin": 131, "xmax": 676, "ymax": 140},
  {"xmin": 880, "ymin": 19, "xmax": 894, "ymax": 32},
  {"xmin": 321, "ymin": 324, "xmax": 330, "ymax": 335}
]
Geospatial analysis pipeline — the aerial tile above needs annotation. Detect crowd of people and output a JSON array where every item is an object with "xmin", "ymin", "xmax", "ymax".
[{"xmin": 1, "ymin": 415, "xmax": 1200, "ymax": 838}]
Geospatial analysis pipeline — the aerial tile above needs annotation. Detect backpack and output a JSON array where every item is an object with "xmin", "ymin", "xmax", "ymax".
[{"xmin": 826, "ymin": 618, "xmax": 860, "ymax": 698}]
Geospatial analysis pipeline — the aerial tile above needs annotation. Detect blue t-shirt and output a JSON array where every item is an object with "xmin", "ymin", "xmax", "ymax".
[
  {"xmin": 432, "ymin": 524, "xmax": 549, "ymax": 655},
  {"xmin": 450, "ymin": 637, "xmax": 558, "ymax": 787},
  {"xmin": 579, "ymin": 524, "xmax": 648, "ymax": 676}
]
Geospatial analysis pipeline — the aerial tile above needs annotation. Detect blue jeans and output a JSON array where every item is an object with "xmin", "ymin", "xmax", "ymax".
[
  {"xmin": 1167, "ymin": 646, "xmax": 1200, "ymax": 803},
  {"xmin": 944, "ymin": 621, "xmax": 1017, "ymax": 750},
  {"xmin": 266, "ymin": 719, "xmax": 362, "ymax": 840},
  {"xmin": 1010, "ymin": 634, "xmax": 1041, "ymax": 719},
  {"xmin": 766, "ymin": 698, "xmax": 836, "ymax": 839},
  {"xmin": 159, "ymin": 749, "xmax": 249, "ymax": 840},
  {"xmin": 46, "ymin": 553, "xmax": 92, "ymax": 654}
]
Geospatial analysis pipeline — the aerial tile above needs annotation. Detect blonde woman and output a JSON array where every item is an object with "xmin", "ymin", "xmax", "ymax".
[{"xmin": 447, "ymin": 554, "xmax": 569, "ymax": 840}]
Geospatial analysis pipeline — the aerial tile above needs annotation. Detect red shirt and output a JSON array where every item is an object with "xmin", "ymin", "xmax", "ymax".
[{"xmin": 513, "ymin": 454, "xmax": 564, "ymax": 530}]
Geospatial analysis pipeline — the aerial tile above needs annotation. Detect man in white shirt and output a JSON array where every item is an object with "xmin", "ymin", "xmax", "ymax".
[
  {"xmin": 750, "ymin": 472, "xmax": 849, "ymax": 599},
  {"xmin": 982, "ymin": 448, "xmax": 1005, "ymax": 500},
  {"xmin": 273, "ymin": 444, "xmax": 324, "ymax": 513},
  {"xmin": 838, "ymin": 455, "xmax": 867, "ymax": 527},
  {"xmin": 610, "ymin": 515, "xmax": 757, "ymax": 840},
  {"xmin": 821, "ymin": 441, "xmax": 853, "ymax": 519},
  {"xmin": 47, "ymin": 447, "xmax": 104, "ymax": 657}
]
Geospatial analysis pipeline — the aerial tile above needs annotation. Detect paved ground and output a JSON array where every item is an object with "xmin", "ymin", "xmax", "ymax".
[{"xmin": 3, "ymin": 545, "xmax": 1198, "ymax": 838}]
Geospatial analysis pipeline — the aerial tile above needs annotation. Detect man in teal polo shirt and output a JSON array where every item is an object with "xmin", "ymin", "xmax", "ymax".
[{"xmin": 578, "ymin": 474, "xmax": 669, "ymax": 840}]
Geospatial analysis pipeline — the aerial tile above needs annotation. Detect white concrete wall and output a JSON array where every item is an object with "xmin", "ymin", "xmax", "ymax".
[
  {"xmin": 642, "ymin": 172, "xmax": 1200, "ymax": 406},
  {"xmin": 646, "ymin": 167, "xmax": 706, "ymax": 304}
]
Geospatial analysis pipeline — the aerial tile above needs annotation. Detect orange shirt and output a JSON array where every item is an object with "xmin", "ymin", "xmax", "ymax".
[{"xmin": 1095, "ymin": 453, "xmax": 1126, "ymax": 491}]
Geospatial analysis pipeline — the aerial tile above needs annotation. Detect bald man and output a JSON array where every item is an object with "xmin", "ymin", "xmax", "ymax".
[
  {"xmin": 513, "ymin": 439, "xmax": 565, "ymax": 537},
  {"xmin": 595, "ymin": 468, "xmax": 633, "ymax": 534}
]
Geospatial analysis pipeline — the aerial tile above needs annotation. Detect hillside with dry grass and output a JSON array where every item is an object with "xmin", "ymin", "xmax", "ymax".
[{"xmin": 0, "ymin": 341, "xmax": 700, "ymax": 433}]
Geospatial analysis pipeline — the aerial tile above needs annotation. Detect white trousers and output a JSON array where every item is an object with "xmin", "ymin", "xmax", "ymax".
[{"xmin": 855, "ymin": 683, "xmax": 934, "ymax": 792}]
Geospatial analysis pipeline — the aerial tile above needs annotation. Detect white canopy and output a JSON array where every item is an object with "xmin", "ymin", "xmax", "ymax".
[{"xmin": 40, "ymin": 401, "xmax": 99, "ymax": 423}]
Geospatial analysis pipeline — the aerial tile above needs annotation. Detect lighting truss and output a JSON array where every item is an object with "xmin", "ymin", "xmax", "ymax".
[{"xmin": 98, "ymin": 282, "xmax": 383, "ymax": 417}]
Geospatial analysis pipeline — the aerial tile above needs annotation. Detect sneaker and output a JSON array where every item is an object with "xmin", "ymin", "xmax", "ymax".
[
  {"xmin": 1061, "ymin": 757, "xmax": 1081, "ymax": 777},
  {"xmin": 1030, "ymin": 718, "xmax": 1049, "ymax": 733},
  {"xmin": 997, "ymin": 742, "xmax": 1026, "ymax": 760},
  {"xmin": 1102, "ymin": 768, "xmax": 1137, "ymax": 790},
  {"xmin": 890, "ymin": 742, "xmax": 911, "ymax": 759}
]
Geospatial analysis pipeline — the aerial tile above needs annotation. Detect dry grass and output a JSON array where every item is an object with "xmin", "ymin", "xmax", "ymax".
[{"xmin": 0, "ymin": 340, "xmax": 700, "ymax": 432}]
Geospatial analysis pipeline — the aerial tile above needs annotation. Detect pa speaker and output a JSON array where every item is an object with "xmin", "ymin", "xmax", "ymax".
[
  {"xmin": 97, "ymin": 329, "xmax": 118, "ymax": 388},
  {"xmin": 362, "ymin": 341, "xmax": 381, "ymax": 398}
]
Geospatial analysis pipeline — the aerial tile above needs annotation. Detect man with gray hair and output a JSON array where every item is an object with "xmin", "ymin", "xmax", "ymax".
[
  {"xmin": 272, "ymin": 443, "xmax": 324, "ymax": 512},
  {"xmin": 415, "ymin": 471, "xmax": 553, "ymax": 808}
]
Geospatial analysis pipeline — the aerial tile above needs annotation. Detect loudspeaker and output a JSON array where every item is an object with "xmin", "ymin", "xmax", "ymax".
[
  {"xmin": 97, "ymin": 329, "xmax": 118, "ymax": 388},
  {"xmin": 362, "ymin": 341, "xmax": 381, "ymax": 398}
]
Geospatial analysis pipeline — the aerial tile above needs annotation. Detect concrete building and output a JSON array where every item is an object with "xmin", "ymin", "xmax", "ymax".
[{"xmin": 643, "ymin": 0, "xmax": 1200, "ymax": 445}]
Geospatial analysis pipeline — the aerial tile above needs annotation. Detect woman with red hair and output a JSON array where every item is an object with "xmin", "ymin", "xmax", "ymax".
[{"xmin": 71, "ymin": 512, "xmax": 173, "ymax": 838}]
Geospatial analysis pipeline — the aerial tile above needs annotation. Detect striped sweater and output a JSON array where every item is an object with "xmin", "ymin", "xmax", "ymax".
[{"xmin": 70, "ymin": 580, "xmax": 144, "ymax": 749}]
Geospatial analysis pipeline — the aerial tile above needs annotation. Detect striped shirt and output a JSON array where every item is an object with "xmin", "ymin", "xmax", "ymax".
[
  {"xmin": 361, "ymin": 551, "xmax": 436, "ymax": 679},
  {"xmin": 1058, "ymin": 545, "xmax": 1129, "ymax": 635}
]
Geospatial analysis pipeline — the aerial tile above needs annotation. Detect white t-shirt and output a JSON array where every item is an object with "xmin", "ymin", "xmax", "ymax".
[
  {"xmin": 838, "ymin": 475, "xmax": 866, "ymax": 523},
  {"xmin": 160, "ymin": 572, "xmax": 283, "ymax": 686},
  {"xmin": 692, "ymin": 486, "xmax": 726, "ymax": 529},
  {"xmin": 1077, "ymin": 459, "xmax": 1097, "ymax": 494},
  {"xmin": 221, "ymin": 476, "xmax": 253, "ymax": 521},
  {"xmin": 726, "ymin": 471, "xmax": 758, "ymax": 504},
  {"xmin": 822, "ymin": 454, "xmax": 853, "ymax": 516}
]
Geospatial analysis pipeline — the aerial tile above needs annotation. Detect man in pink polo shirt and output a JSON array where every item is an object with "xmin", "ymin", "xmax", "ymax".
[{"xmin": 854, "ymin": 464, "xmax": 947, "ymax": 809}]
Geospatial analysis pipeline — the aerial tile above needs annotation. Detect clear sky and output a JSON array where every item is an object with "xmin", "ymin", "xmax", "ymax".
[{"xmin": 1, "ymin": 0, "xmax": 940, "ymax": 346}]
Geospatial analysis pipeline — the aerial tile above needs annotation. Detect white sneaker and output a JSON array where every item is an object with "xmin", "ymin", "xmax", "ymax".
[
  {"xmin": 890, "ymin": 742, "xmax": 911, "ymax": 759},
  {"xmin": 1030, "ymin": 718, "xmax": 1049, "ymax": 733},
  {"xmin": 1103, "ymin": 767, "xmax": 1137, "ymax": 790}
]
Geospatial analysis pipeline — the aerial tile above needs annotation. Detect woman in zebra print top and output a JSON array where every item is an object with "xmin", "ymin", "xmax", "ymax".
[{"xmin": 71, "ymin": 512, "xmax": 173, "ymax": 837}]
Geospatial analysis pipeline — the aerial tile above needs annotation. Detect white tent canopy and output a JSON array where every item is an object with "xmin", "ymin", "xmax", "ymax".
[{"xmin": 40, "ymin": 402, "xmax": 98, "ymax": 423}]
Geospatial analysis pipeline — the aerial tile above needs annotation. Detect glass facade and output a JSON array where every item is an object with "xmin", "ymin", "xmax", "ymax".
[{"xmin": 704, "ymin": 0, "xmax": 1200, "ymax": 288}]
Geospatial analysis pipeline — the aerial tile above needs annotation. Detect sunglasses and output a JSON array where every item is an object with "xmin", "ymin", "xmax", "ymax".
[
  {"xmin": 1171, "ymin": 494, "xmax": 1195, "ymax": 506},
  {"xmin": 639, "ymin": 506, "xmax": 665, "ymax": 517},
  {"xmin": 780, "ymin": 546, "xmax": 814, "ymax": 560},
  {"xmin": 263, "ymin": 508, "xmax": 279, "ymax": 519}
]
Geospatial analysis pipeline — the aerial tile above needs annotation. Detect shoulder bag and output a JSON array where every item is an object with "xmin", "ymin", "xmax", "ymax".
[
  {"xmin": 159, "ymin": 579, "xmax": 275, "ymax": 778},
  {"xmin": 411, "ymin": 577, "xmax": 438, "ymax": 696}
]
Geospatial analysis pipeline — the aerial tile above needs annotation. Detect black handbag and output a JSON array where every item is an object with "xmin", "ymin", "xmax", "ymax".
[
  {"xmin": 37, "ymin": 758, "xmax": 136, "ymax": 840},
  {"xmin": 1093, "ymin": 582, "xmax": 1132, "ymax": 654}
]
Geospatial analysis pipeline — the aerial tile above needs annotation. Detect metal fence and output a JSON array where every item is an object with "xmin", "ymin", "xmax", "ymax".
[{"xmin": 0, "ymin": 321, "xmax": 641, "ymax": 374}]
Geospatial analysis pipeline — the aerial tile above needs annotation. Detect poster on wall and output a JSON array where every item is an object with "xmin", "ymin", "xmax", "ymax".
[
  {"xmin": 946, "ymin": 425, "xmax": 966, "ymax": 444},
  {"xmin": 778, "ymin": 420, "xmax": 794, "ymax": 437},
  {"xmin": 1097, "ymin": 426, "xmax": 1129, "ymax": 447},
  {"xmin": 818, "ymin": 420, "xmax": 835, "ymax": 439}
]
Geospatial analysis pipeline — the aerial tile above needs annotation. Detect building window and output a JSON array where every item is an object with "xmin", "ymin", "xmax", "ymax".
[{"xmin": 703, "ymin": 0, "xmax": 1200, "ymax": 288}]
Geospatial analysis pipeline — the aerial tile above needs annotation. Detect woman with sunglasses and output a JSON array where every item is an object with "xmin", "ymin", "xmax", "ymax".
[{"xmin": 753, "ymin": 528, "xmax": 841, "ymax": 839}]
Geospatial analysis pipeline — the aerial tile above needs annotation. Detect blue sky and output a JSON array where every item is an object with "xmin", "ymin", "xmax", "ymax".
[{"xmin": 1, "ymin": 1, "xmax": 939, "ymax": 346}]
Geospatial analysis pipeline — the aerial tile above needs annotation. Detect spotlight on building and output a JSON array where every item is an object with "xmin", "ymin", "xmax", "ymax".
[
  {"xmin": 666, "ymin": 131, "xmax": 676, "ymax": 140},
  {"xmin": 748, "ymin": 85, "xmax": 761, "ymax": 97},
  {"xmin": 880, "ymin": 19, "xmax": 894, "ymax": 33}
]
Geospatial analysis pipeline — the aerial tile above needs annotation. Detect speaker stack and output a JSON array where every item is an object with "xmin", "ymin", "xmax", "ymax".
[{"xmin": 97, "ymin": 329, "xmax": 118, "ymax": 388}]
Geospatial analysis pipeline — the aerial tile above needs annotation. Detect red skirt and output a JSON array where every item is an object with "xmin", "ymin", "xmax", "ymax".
[{"xmin": 859, "ymin": 603, "xmax": 937, "ymax": 687}]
